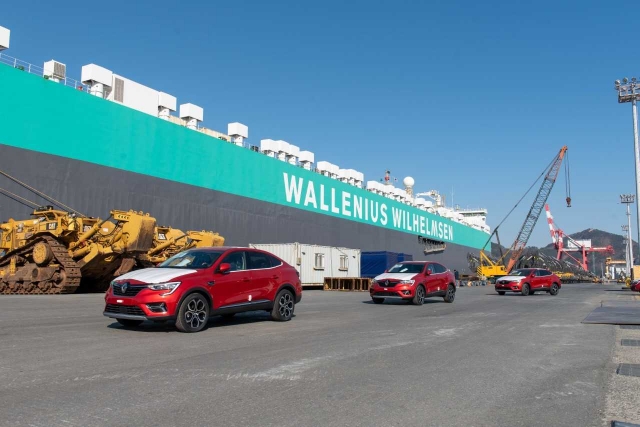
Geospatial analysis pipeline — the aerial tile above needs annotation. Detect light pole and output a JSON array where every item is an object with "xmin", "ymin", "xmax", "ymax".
[
  {"xmin": 615, "ymin": 78, "xmax": 640, "ymax": 264},
  {"xmin": 621, "ymin": 194, "xmax": 635, "ymax": 278},
  {"xmin": 623, "ymin": 225, "xmax": 630, "ymax": 277}
]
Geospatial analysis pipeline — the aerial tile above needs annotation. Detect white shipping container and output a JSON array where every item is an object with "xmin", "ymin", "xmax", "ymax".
[{"xmin": 248, "ymin": 243, "xmax": 361, "ymax": 287}]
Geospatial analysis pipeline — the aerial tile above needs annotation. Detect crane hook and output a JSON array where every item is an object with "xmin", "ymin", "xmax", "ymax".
[{"xmin": 566, "ymin": 197, "xmax": 571, "ymax": 207}]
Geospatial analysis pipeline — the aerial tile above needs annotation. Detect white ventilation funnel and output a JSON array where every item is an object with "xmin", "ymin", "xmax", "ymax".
[
  {"xmin": 179, "ymin": 103, "xmax": 203, "ymax": 130},
  {"xmin": 329, "ymin": 164, "xmax": 339, "ymax": 179},
  {"xmin": 287, "ymin": 144, "xmax": 300, "ymax": 165},
  {"xmin": 158, "ymin": 92, "xmax": 177, "ymax": 120},
  {"xmin": 316, "ymin": 161, "xmax": 333, "ymax": 177},
  {"xmin": 0, "ymin": 26, "xmax": 10, "ymax": 51},
  {"xmin": 299, "ymin": 151, "xmax": 314, "ymax": 170},
  {"xmin": 228, "ymin": 122, "xmax": 248, "ymax": 147},
  {"xmin": 366, "ymin": 181, "xmax": 378, "ymax": 193},
  {"xmin": 43, "ymin": 60, "xmax": 66, "ymax": 83},
  {"xmin": 275, "ymin": 140, "xmax": 289, "ymax": 162},
  {"xmin": 260, "ymin": 139, "xmax": 277, "ymax": 157},
  {"xmin": 81, "ymin": 64, "xmax": 113, "ymax": 98}
]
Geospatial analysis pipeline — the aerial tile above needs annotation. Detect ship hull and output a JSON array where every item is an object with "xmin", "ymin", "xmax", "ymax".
[{"xmin": 0, "ymin": 144, "xmax": 480, "ymax": 274}]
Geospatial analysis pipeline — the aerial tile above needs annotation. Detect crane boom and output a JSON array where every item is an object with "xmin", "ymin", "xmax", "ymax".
[{"xmin": 505, "ymin": 146, "xmax": 568, "ymax": 273}]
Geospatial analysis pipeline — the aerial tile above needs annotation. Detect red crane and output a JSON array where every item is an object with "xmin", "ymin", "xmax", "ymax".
[{"xmin": 544, "ymin": 203, "xmax": 613, "ymax": 271}]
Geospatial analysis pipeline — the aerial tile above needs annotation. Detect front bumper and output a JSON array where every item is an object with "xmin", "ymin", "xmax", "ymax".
[
  {"xmin": 104, "ymin": 289, "xmax": 180, "ymax": 321},
  {"xmin": 495, "ymin": 283, "xmax": 521, "ymax": 292},
  {"xmin": 103, "ymin": 312, "xmax": 174, "ymax": 322},
  {"xmin": 369, "ymin": 284, "xmax": 415, "ymax": 299}
]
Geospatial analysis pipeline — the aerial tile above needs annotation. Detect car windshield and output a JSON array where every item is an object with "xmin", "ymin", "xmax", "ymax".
[
  {"xmin": 159, "ymin": 250, "xmax": 223, "ymax": 269},
  {"xmin": 387, "ymin": 263, "xmax": 424, "ymax": 274},
  {"xmin": 510, "ymin": 269, "xmax": 534, "ymax": 276}
]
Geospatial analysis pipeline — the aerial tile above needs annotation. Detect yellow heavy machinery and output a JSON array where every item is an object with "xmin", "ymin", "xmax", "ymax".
[
  {"xmin": 0, "ymin": 172, "xmax": 226, "ymax": 294},
  {"xmin": 0, "ymin": 206, "xmax": 156, "ymax": 294},
  {"xmin": 478, "ymin": 146, "xmax": 570, "ymax": 281},
  {"xmin": 141, "ymin": 226, "xmax": 225, "ymax": 266},
  {"xmin": 604, "ymin": 257, "xmax": 640, "ymax": 283}
]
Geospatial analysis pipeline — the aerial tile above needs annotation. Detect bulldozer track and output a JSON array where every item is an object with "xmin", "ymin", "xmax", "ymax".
[{"xmin": 0, "ymin": 235, "xmax": 81, "ymax": 295}]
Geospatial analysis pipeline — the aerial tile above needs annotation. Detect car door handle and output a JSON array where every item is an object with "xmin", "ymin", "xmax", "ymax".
[
  {"xmin": 272, "ymin": 275, "xmax": 279, "ymax": 279},
  {"xmin": 242, "ymin": 277, "xmax": 251, "ymax": 282}
]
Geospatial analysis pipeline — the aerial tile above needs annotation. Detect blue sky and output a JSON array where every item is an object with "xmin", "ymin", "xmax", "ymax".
[{"xmin": 3, "ymin": 0, "xmax": 640, "ymax": 248}]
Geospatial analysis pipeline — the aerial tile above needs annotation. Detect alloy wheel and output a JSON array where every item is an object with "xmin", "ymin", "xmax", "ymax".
[
  {"xmin": 446, "ymin": 287, "xmax": 455, "ymax": 302},
  {"xmin": 279, "ymin": 292, "xmax": 294, "ymax": 319},
  {"xmin": 185, "ymin": 297, "xmax": 207, "ymax": 329}
]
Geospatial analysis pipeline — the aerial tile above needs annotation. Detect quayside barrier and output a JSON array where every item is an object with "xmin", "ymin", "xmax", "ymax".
[{"xmin": 323, "ymin": 277, "xmax": 371, "ymax": 292}]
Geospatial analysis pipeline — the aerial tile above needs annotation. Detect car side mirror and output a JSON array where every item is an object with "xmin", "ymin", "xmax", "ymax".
[
  {"xmin": 218, "ymin": 263, "xmax": 231, "ymax": 274},
  {"xmin": 426, "ymin": 270, "xmax": 431, "ymax": 276}
]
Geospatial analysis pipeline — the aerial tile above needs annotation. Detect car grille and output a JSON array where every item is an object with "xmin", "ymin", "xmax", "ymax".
[
  {"xmin": 112, "ymin": 283, "xmax": 145, "ymax": 296},
  {"xmin": 376, "ymin": 291, "xmax": 400, "ymax": 297},
  {"xmin": 497, "ymin": 280, "xmax": 512, "ymax": 285},
  {"xmin": 105, "ymin": 304, "xmax": 145, "ymax": 316},
  {"xmin": 378, "ymin": 280, "xmax": 399, "ymax": 287}
]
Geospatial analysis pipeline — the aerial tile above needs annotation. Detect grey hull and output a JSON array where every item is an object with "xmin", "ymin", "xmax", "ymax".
[{"xmin": 0, "ymin": 144, "xmax": 480, "ymax": 275}]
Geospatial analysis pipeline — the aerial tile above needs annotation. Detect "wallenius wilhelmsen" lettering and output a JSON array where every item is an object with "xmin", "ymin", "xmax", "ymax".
[{"xmin": 283, "ymin": 172, "xmax": 454, "ymax": 242}]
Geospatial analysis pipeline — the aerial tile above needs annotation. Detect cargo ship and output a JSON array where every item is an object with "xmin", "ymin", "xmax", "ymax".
[{"xmin": 0, "ymin": 26, "xmax": 490, "ymax": 275}]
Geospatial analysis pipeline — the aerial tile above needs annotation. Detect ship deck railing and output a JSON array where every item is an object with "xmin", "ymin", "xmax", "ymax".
[{"xmin": 0, "ymin": 52, "xmax": 87, "ymax": 91}]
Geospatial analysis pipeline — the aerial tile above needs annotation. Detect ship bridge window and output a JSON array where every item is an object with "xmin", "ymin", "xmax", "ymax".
[{"xmin": 314, "ymin": 253, "xmax": 325, "ymax": 270}]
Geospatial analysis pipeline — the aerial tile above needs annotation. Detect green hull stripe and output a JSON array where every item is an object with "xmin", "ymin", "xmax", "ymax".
[{"xmin": 0, "ymin": 64, "xmax": 489, "ymax": 249}]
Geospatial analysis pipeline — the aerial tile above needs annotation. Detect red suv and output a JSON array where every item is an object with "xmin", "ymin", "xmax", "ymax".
[
  {"xmin": 369, "ymin": 261, "xmax": 456, "ymax": 305},
  {"xmin": 494, "ymin": 268, "xmax": 561, "ymax": 296},
  {"xmin": 103, "ymin": 247, "xmax": 302, "ymax": 332}
]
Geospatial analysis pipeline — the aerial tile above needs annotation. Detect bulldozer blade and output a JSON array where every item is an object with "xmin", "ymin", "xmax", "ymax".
[{"xmin": 114, "ymin": 258, "xmax": 137, "ymax": 277}]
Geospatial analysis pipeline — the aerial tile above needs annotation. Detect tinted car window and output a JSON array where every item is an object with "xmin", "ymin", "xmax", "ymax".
[
  {"xmin": 246, "ymin": 251, "xmax": 272, "ymax": 270},
  {"xmin": 388, "ymin": 263, "xmax": 424, "ymax": 274},
  {"xmin": 544, "ymin": 270, "xmax": 552, "ymax": 276},
  {"xmin": 221, "ymin": 251, "xmax": 246, "ymax": 271},
  {"xmin": 159, "ymin": 250, "xmax": 223, "ymax": 269},
  {"xmin": 433, "ymin": 263, "xmax": 446, "ymax": 274},
  {"xmin": 268, "ymin": 255, "xmax": 283, "ymax": 267}
]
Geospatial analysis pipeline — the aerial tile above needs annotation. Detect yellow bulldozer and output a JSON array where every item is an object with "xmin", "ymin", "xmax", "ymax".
[
  {"xmin": 0, "ymin": 206, "xmax": 157, "ymax": 294},
  {"xmin": 140, "ymin": 226, "xmax": 225, "ymax": 266},
  {"xmin": 0, "ymin": 206, "xmax": 226, "ymax": 294}
]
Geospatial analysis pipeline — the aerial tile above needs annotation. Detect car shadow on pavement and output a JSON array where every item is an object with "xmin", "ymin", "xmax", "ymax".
[
  {"xmin": 484, "ymin": 293, "xmax": 546, "ymax": 296},
  {"xmin": 361, "ymin": 299, "xmax": 444, "ymax": 305},
  {"xmin": 106, "ymin": 313, "xmax": 295, "ymax": 333}
]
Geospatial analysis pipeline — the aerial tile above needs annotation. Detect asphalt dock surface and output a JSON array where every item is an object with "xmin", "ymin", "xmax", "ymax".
[{"xmin": 0, "ymin": 283, "xmax": 630, "ymax": 427}]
